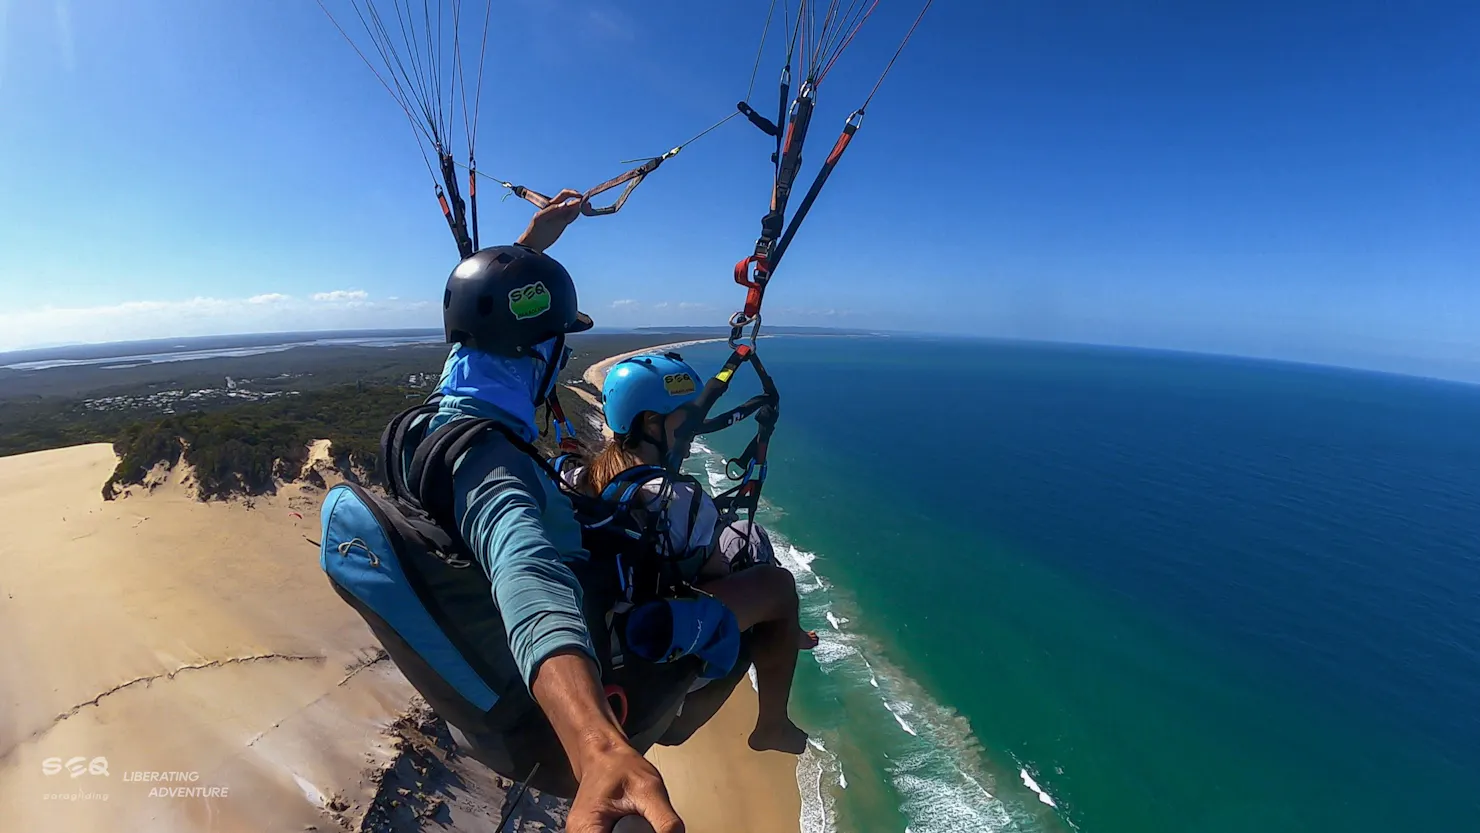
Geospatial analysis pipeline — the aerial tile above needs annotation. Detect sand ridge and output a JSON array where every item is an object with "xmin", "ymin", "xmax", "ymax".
[{"xmin": 0, "ymin": 443, "xmax": 427, "ymax": 832}]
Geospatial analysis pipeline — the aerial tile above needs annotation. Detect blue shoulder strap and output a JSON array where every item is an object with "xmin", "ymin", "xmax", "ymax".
[
  {"xmin": 549, "ymin": 452, "xmax": 581, "ymax": 478},
  {"xmin": 600, "ymin": 465, "xmax": 672, "ymax": 510}
]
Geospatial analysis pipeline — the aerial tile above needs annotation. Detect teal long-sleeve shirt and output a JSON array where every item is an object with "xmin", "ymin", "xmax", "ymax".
[{"xmin": 414, "ymin": 353, "xmax": 597, "ymax": 691}]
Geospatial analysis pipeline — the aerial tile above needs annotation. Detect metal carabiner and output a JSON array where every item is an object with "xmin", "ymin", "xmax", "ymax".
[{"xmin": 727, "ymin": 311, "xmax": 762, "ymax": 348}]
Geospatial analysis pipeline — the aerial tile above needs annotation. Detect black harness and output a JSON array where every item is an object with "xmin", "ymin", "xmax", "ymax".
[{"xmin": 357, "ymin": 395, "xmax": 749, "ymax": 796}]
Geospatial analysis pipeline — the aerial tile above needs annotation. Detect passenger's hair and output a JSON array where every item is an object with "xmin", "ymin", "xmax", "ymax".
[{"xmin": 578, "ymin": 419, "xmax": 649, "ymax": 499}]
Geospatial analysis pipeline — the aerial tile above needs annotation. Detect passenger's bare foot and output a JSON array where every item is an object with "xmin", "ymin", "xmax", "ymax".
[
  {"xmin": 748, "ymin": 719, "xmax": 809, "ymax": 755},
  {"xmin": 798, "ymin": 629, "xmax": 820, "ymax": 650}
]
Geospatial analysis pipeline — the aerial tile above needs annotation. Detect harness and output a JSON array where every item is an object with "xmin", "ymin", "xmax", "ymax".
[
  {"xmin": 543, "ymin": 343, "xmax": 783, "ymax": 571},
  {"xmin": 365, "ymin": 397, "xmax": 741, "ymax": 789},
  {"xmin": 387, "ymin": 394, "xmax": 712, "ymax": 629},
  {"xmin": 548, "ymin": 454, "xmax": 710, "ymax": 583},
  {"xmin": 685, "ymin": 347, "xmax": 784, "ymax": 534}
]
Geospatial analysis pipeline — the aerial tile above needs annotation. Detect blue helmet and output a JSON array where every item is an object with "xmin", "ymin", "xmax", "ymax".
[{"xmin": 602, "ymin": 353, "xmax": 702, "ymax": 435}]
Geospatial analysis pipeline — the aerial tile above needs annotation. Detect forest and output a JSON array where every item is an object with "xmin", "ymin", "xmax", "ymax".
[{"xmin": 99, "ymin": 380, "xmax": 606, "ymax": 501}]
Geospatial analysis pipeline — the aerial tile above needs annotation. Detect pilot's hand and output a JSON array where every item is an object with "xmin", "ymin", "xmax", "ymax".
[
  {"xmin": 567, "ymin": 743, "xmax": 684, "ymax": 833},
  {"xmin": 517, "ymin": 188, "xmax": 585, "ymax": 252},
  {"xmin": 530, "ymin": 651, "xmax": 684, "ymax": 833}
]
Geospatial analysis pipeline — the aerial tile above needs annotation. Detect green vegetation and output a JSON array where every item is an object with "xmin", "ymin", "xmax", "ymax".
[
  {"xmin": 103, "ymin": 385, "xmax": 413, "ymax": 500},
  {"xmin": 1, "ymin": 332, "xmax": 679, "ymax": 502},
  {"xmin": 0, "ymin": 343, "xmax": 453, "ymax": 404},
  {"xmin": 112, "ymin": 386, "xmax": 598, "ymax": 502},
  {"xmin": 99, "ymin": 382, "xmax": 601, "ymax": 502},
  {"xmin": 0, "ymin": 406, "xmax": 130, "ymax": 458}
]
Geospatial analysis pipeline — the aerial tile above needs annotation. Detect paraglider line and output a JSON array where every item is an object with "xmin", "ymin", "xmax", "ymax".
[
  {"xmin": 862, "ymin": 0, "xmax": 933, "ymax": 111},
  {"xmin": 746, "ymin": 0, "xmax": 780, "ymax": 101},
  {"xmin": 355, "ymin": 0, "xmax": 439, "ymax": 141},
  {"xmin": 451, "ymin": 0, "xmax": 467, "ymax": 151},
  {"xmin": 316, "ymin": 0, "xmax": 439, "ymax": 182},
  {"xmin": 623, "ymin": 109, "xmax": 741, "ymax": 163},
  {"xmin": 817, "ymin": 0, "xmax": 878, "ymax": 84},
  {"xmin": 470, "ymin": 0, "xmax": 493, "ymax": 151}
]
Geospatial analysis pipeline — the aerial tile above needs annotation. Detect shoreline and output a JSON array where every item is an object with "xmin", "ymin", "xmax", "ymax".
[
  {"xmin": 581, "ymin": 337, "xmax": 731, "ymax": 389},
  {"xmin": 574, "ymin": 337, "xmax": 731, "ymax": 441},
  {"xmin": 580, "ymin": 330, "xmax": 856, "ymax": 390}
]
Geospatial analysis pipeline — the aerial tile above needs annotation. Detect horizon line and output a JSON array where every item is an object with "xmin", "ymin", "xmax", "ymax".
[{"xmin": 2, "ymin": 325, "xmax": 1476, "ymax": 390}]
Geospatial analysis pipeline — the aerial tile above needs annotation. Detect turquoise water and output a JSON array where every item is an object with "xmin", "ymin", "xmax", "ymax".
[{"xmin": 676, "ymin": 336, "xmax": 1480, "ymax": 833}]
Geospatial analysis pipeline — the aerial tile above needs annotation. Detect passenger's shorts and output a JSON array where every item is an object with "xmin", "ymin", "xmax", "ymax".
[{"xmin": 715, "ymin": 519, "xmax": 776, "ymax": 572}]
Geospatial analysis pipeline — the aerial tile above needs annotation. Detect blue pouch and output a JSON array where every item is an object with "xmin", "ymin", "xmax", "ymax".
[{"xmin": 625, "ymin": 597, "xmax": 741, "ymax": 680}]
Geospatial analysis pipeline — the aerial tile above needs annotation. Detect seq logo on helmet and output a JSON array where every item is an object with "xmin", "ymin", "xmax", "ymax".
[
  {"xmin": 663, "ymin": 372, "xmax": 696, "ymax": 396},
  {"xmin": 508, "ymin": 281, "xmax": 551, "ymax": 320}
]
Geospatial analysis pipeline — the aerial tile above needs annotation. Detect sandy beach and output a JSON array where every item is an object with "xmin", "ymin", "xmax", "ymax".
[
  {"xmin": 572, "ymin": 338, "xmax": 730, "ymax": 439},
  {"xmin": 581, "ymin": 338, "xmax": 730, "ymax": 389},
  {"xmin": 0, "ymin": 347, "xmax": 800, "ymax": 832}
]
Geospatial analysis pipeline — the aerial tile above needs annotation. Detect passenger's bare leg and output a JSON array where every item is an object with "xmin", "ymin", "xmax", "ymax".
[{"xmin": 698, "ymin": 565, "xmax": 809, "ymax": 754}]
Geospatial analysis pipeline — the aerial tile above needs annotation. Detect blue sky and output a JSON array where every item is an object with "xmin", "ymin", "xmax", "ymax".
[{"xmin": 2, "ymin": 1, "xmax": 1478, "ymax": 379}]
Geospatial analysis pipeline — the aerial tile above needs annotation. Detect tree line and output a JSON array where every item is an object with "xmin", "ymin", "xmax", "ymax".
[{"xmin": 100, "ymin": 383, "xmax": 603, "ymax": 501}]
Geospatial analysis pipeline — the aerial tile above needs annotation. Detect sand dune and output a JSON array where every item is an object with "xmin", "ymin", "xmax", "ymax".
[
  {"xmin": 0, "ymin": 444, "xmax": 422, "ymax": 832},
  {"xmin": 0, "ymin": 442, "xmax": 800, "ymax": 833}
]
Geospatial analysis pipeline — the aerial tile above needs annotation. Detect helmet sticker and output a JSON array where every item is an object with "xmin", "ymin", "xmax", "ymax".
[
  {"xmin": 508, "ymin": 281, "xmax": 552, "ymax": 320},
  {"xmin": 663, "ymin": 372, "xmax": 697, "ymax": 396}
]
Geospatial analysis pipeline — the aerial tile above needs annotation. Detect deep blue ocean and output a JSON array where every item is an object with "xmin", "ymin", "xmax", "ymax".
[{"xmin": 676, "ymin": 335, "xmax": 1480, "ymax": 833}]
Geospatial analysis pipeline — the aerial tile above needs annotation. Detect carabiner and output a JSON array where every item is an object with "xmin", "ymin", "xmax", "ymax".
[{"xmin": 727, "ymin": 312, "xmax": 762, "ymax": 349}]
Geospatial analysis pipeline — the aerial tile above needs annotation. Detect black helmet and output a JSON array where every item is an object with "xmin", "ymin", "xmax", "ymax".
[{"xmin": 442, "ymin": 244, "xmax": 594, "ymax": 357}]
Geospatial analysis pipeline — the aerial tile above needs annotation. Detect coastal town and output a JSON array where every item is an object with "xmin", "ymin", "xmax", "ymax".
[
  {"xmin": 81, "ymin": 380, "xmax": 296, "ymax": 415},
  {"xmin": 77, "ymin": 372, "xmax": 442, "ymax": 416}
]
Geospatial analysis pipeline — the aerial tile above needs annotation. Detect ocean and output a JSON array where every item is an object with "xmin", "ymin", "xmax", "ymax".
[{"xmin": 674, "ymin": 335, "xmax": 1480, "ymax": 833}]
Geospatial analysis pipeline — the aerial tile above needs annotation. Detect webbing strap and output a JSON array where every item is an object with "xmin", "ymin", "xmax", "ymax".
[
  {"xmin": 543, "ymin": 390, "xmax": 581, "ymax": 453},
  {"xmin": 573, "ymin": 153, "xmax": 671, "ymax": 217},
  {"xmin": 499, "ymin": 150, "xmax": 678, "ymax": 218},
  {"xmin": 771, "ymin": 111, "xmax": 861, "ymax": 269},
  {"xmin": 468, "ymin": 160, "xmax": 481, "ymax": 253},
  {"xmin": 379, "ymin": 401, "xmax": 440, "ymax": 502},
  {"xmin": 549, "ymin": 453, "xmax": 580, "ymax": 478},
  {"xmin": 437, "ymin": 152, "xmax": 474, "ymax": 259},
  {"xmin": 600, "ymin": 465, "xmax": 672, "ymax": 507},
  {"xmin": 730, "ymin": 109, "xmax": 862, "ymax": 345},
  {"xmin": 642, "ymin": 346, "xmax": 778, "ymax": 526},
  {"xmin": 406, "ymin": 416, "xmax": 564, "ymax": 538}
]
